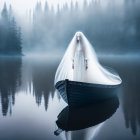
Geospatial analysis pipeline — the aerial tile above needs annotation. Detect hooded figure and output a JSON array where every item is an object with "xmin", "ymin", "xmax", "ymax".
[
  {"xmin": 72, "ymin": 32, "xmax": 88, "ymax": 81},
  {"xmin": 55, "ymin": 32, "xmax": 121, "ymax": 85}
]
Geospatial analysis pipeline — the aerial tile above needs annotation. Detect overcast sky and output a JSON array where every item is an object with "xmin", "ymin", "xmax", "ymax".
[
  {"xmin": 0, "ymin": 0, "xmax": 88, "ymax": 14},
  {"xmin": 0, "ymin": 0, "xmax": 123, "ymax": 15}
]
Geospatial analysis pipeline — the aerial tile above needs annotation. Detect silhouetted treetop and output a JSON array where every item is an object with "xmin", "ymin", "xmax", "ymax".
[{"xmin": 0, "ymin": 3, "xmax": 22, "ymax": 55}]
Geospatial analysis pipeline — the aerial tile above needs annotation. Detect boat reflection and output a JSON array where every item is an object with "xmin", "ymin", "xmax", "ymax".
[{"xmin": 55, "ymin": 96, "xmax": 119, "ymax": 140}]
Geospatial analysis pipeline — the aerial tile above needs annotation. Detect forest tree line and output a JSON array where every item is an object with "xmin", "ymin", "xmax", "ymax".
[
  {"xmin": 24, "ymin": 0, "xmax": 140, "ymax": 54},
  {"xmin": 0, "ymin": 3, "xmax": 22, "ymax": 55},
  {"xmin": 0, "ymin": 0, "xmax": 140, "ymax": 55}
]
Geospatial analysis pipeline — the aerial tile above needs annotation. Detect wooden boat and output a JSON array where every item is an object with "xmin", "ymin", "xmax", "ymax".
[
  {"xmin": 54, "ymin": 96, "xmax": 119, "ymax": 135},
  {"xmin": 55, "ymin": 79, "xmax": 121, "ymax": 108}
]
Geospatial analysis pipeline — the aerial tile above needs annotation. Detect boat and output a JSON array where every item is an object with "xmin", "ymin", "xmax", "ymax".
[
  {"xmin": 54, "ymin": 96, "xmax": 119, "ymax": 135},
  {"xmin": 55, "ymin": 79, "xmax": 121, "ymax": 108},
  {"xmin": 54, "ymin": 32, "xmax": 122, "ymax": 108}
]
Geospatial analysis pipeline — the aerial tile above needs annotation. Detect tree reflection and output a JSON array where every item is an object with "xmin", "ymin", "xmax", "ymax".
[
  {"xmin": 21, "ymin": 58, "xmax": 58, "ymax": 111},
  {"xmin": 0, "ymin": 57, "xmax": 21, "ymax": 116},
  {"xmin": 101, "ymin": 57, "xmax": 140, "ymax": 135},
  {"xmin": 0, "ymin": 57, "xmax": 58, "ymax": 116},
  {"xmin": 32, "ymin": 60, "xmax": 57, "ymax": 110},
  {"xmin": 121, "ymin": 59, "xmax": 140, "ymax": 135}
]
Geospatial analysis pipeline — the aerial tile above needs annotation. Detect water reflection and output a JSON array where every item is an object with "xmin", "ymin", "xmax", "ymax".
[
  {"xmin": 0, "ymin": 56, "xmax": 140, "ymax": 139},
  {"xmin": 55, "ymin": 96, "xmax": 119, "ymax": 140},
  {"xmin": 121, "ymin": 59, "xmax": 140, "ymax": 135},
  {"xmin": 0, "ymin": 57, "xmax": 21, "ymax": 116},
  {"xmin": 0, "ymin": 57, "xmax": 58, "ymax": 116},
  {"xmin": 21, "ymin": 57, "xmax": 58, "ymax": 111},
  {"xmin": 100, "ymin": 57, "xmax": 140, "ymax": 136}
]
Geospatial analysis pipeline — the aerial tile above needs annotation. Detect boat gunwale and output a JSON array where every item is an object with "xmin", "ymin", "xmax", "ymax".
[{"xmin": 55, "ymin": 79, "xmax": 121, "ymax": 89}]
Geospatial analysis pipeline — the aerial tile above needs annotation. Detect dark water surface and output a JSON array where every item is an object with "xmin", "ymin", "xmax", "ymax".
[{"xmin": 0, "ymin": 56, "xmax": 140, "ymax": 140}]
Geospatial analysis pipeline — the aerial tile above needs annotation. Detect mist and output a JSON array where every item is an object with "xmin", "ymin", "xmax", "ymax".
[{"xmin": 0, "ymin": 0, "xmax": 140, "ymax": 56}]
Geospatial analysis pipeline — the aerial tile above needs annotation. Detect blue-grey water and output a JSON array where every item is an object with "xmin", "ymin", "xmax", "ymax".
[{"xmin": 0, "ymin": 56, "xmax": 140, "ymax": 140}]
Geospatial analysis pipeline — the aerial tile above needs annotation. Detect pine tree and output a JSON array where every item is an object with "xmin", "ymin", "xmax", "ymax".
[{"xmin": 0, "ymin": 3, "xmax": 22, "ymax": 55}]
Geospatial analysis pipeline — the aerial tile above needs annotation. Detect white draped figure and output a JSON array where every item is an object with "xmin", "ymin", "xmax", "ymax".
[{"xmin": 55, "ymin": 32, "xmax": 122, "ymax": 85}]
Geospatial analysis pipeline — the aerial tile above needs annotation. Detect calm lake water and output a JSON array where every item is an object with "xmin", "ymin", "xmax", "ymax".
[{"xmin": 0, "ymin": 56, "xmax": 140, "ymax": 140}]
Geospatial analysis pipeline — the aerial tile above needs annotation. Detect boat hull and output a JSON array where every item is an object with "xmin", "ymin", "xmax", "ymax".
[{"xmin": 55, "ymin": 79, "xmax": 121, "ymax": 108}]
